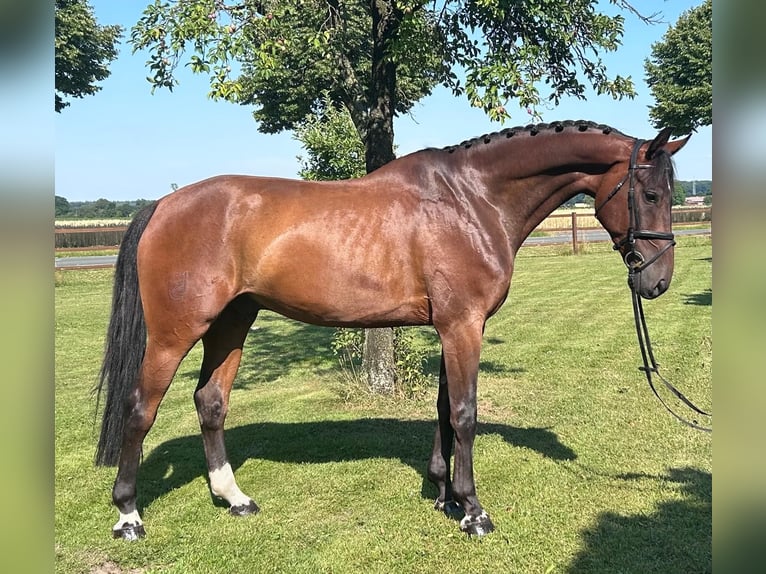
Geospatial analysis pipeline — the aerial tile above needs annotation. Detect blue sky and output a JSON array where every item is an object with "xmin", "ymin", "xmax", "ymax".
[{"xmin": 55, "ymin": 0, "xmax": 712, "ymax": 202}]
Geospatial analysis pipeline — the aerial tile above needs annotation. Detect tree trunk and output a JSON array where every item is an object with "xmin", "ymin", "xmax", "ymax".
[
  {"xmin": 362, "ymin": 0, "xmax": 401, "ymax": 394},
  {"xmin": 366, "ymin": 0, "xmax": 398, "ymax": 172},
  {"xmin": 362, "ymin": 328, "xmax": 396, "ymax": 394}
]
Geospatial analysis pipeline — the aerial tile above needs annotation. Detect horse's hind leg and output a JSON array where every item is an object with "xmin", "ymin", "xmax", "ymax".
[
  {"xmin": 112, "ymin": 340, "xmax": 193, "ymax": 540},
  {"xmin": 194, "ymin": 295, "xmax": 260, "ymax": 515}
]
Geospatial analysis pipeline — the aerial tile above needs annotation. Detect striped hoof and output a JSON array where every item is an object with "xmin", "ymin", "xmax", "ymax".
[
  {"xmin": 460, "ymin": 511, "xmax": 495, "ymax": 537},
  {"xmin": 229, "ymin": 500, "xmax": 260, "ymax": 516}
]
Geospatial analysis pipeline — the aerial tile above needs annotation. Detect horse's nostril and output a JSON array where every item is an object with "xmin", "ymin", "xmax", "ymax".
[{"xmin": 656, "ymin": 278, "xmax": 667, "ymax": 293}]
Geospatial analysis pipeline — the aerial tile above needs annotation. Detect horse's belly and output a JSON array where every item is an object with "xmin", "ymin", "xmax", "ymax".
[
  {"xmin": 250, "ymin": 289, "xmax": 431, "ymax": 328},
  {"xmin": 245, "ymin": 252, "xmax": 430, "ymax": 327}
]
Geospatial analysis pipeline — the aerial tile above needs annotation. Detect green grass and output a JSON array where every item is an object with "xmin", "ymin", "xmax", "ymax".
[{"xmin": 55, "ymin": 237, "xmax": 712, "ymax": 574}]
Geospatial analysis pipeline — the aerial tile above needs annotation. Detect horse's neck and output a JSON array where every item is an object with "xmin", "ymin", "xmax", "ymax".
[{"xmin": 469, "ymin": 131, "xmax": 627, "ymax": 246}]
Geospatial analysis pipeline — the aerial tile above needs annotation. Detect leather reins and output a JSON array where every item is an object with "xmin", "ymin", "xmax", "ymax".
[{"xmin": 596, "ymin": 139, "xmax": 712, "ymax": 432}]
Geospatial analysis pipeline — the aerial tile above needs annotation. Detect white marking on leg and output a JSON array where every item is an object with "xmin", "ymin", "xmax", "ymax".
[
  {"xmin": 209, "ymin": 463, "xmax": 252, "ymax": 507},
  {"xmin": 113, "ymin": 509, "xmax": 142, "ymax": 531}
]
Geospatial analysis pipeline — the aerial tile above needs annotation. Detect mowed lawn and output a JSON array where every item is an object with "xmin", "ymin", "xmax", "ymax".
[{"xmin": 55, "ymin": 237, "xmax": 712, "ymax": 574}]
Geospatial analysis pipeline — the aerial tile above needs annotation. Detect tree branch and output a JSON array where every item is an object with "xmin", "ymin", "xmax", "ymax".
[{"xmin": 611, "ymin": 0, "xmax": 664, "ymax": 25}]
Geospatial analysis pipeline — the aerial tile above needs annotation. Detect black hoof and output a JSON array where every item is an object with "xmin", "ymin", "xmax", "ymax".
[
  {"xmin": 229, "ymin": 500, "xmax": 260, "ymax": 516},
  {"xmin": 460, "ymin": 512, "xmax": 495, "ymax": 537},
  {"xmin": 434, "ymin": 499, "xmax": 465, "ymax": 521},
  {"xmin": 112, "ymin": 523, "xmax": 146, "ymax": 541}
]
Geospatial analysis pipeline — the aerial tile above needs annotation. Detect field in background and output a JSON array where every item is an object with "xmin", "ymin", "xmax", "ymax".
[
  {"xmin": 55, "ymin": 219, "xmax": 131, "ymax": 227},
  {"xmin": 53, "ymin": 207, "xmax": 710, "ymax": 231}
]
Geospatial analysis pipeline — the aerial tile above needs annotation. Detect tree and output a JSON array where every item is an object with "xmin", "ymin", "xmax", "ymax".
[
  {"xmin": 55, "ymin": 195, "xmax": 71, "ymax": 217},
  {"xmin": 55, "ymin": 0, "xmax": 122, "ymax": 112},
  {"xmin": 98, "ymin": 198, "xmax": 118, "ymax": 217},
  {"xmin": 672, "ymin": 182, "xmax": 686, "ymax": 206},
  {"xmin": 644, "ymin": 0, "xmax": 711, "ymax": 135},
  {"xmin": 132, "ymin": 1, "xmax": 647, "ymax": 139},
  {"xmin": 131, "ymin": 0, "xmax": 653, "ymax": 392},
  {"xmin": 694, "ymin": 180, "xmax": 712, "ymax": 196}
]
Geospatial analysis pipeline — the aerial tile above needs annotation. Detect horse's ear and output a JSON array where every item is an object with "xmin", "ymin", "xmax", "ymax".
[
  {"xmin": 662, "ymin": 133, "xmax": 692, "ymax": 157},
  {"xmin": 645, "ymin": 127, "xmax": 690, "ymax": 159}
]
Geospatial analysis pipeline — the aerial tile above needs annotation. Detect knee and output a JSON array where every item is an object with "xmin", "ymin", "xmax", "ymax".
[
  {"xmin": 124, "ymin": 400, "xmax": 153, "ymax": 435},
  {"xmin": 197, "ymin": 399, "xmax": 226, "ymax": 429},
  {"xmin": 449, "ymin": 403, "xmax": 477, "ymax": 434}
]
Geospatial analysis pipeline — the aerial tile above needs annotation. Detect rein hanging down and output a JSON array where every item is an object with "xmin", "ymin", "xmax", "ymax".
[{"xmin": 610, "ymin": 139, "xmax": 712, "ymax": 432}]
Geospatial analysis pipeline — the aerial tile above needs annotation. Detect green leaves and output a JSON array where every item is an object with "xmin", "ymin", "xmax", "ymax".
[
  {"xmin": 644, "ymin": 0, "xmax": 712, "ymax": 135},
  {"xmin": 294, "ymin": 95, "xmax": 366, "ymax": 182},
  {"xmin": 129, "ymin": 1, "xmax": 645, "ymax": 128},
  {"xmin": 55, "ymin": 0, "xmax": 122, "ymax": 112},
  {"xmin": 131, "ymin": 0, "xmax": 251, "ymax": 100},
  {"xmin": 427, "ymin": 0, "xmax": 638, "ymax": 119}
]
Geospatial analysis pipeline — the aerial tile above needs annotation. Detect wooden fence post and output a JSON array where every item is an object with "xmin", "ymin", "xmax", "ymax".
[{"xmin": 571, "ymin": 211, "xmax": 579, "ymax": 254}]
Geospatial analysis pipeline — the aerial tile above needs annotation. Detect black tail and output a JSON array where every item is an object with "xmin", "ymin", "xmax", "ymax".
[{"xmin": 94, "ymin": 202, "xmax": 159, "ymax": 466}]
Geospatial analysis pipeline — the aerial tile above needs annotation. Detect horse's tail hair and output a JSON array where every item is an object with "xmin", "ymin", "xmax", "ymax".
[{"xmin": 94, "ymin": 201, "xmax": 159, "ymax": 466}]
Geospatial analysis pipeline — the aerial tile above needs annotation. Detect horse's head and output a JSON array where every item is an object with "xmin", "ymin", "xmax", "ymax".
[{"xmin": 595, "ymin": 128, "xmax": 690, "ymax": 299}]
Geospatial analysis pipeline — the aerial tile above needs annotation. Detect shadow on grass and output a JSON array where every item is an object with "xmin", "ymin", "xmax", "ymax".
[
  {"xmin": 683, "ymin": 288, "xmax": 712, "ymax": 306},
  {"xmin": 177, "ymin": 314, "xmax": 339, "ymax": 386},
  {"xmin": 568, "ymin": 467, "xmax": 711, "ymax": 574},
  {"xmin": 178, "ymin": 317, "xmax": 524, "ymax": 385},
  {"xmin": 136, "ymin": 418, "xmax": 575, "ymax": 513}
]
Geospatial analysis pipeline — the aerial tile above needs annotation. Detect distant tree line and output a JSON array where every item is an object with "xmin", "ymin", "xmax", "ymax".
[{"xmin": 55, "ymin": 196, "xmax": 154, "ymax": 219}]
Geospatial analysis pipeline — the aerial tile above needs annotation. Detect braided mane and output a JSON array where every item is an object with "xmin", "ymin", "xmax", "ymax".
[{"xmin": 442, "ymin": 120, "xmax": 629, "ymax": 153}]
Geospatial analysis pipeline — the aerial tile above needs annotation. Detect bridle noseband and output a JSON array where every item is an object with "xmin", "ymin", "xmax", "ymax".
[{"xmin": 596, "ymin": 139, "xmax": 711, "ymax": 432}]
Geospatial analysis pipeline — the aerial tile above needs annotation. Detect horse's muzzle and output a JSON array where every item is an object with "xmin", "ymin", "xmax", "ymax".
[{"xmin": 629, "ymin": 272, "xmax": 669, "ymax": 299}]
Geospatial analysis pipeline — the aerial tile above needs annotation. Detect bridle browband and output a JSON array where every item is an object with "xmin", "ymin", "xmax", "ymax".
[{"xmin": 596, "ymin": 139, "xmax": 711, "ymax": 433}]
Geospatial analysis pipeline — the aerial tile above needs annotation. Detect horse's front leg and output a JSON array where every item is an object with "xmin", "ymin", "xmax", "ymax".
[
  {"xmin": 436, "ymin": 319, "xmax": 495, "ymax": 536},
  {"xmin": 427, "ymin": 353, "xmax": 461, "ymax": 519}
]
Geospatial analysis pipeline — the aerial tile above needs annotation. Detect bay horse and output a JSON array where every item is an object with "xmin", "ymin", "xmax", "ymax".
[{"xmin": 95, "ymin": 120, "xmax": 688, "ymax": 540}]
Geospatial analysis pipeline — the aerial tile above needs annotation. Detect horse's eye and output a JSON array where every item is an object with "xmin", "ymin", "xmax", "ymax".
[{"xmin": 644, "ymin": 190, "xmax": 659, "ymax": 204}]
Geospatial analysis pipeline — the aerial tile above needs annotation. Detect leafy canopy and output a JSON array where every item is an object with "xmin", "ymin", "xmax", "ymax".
[
  {"xmin": 294, "ymin": 96, "xmax": 366, "ymax": 181},
  {"xmin": 55, "ymin": 0, "xmax": 122, "ymax": 112},
  {"xmin": 131, "ymin": 0, "xmax": 643, "ymax": 132},
  {"xmin": 644, "ymin": 0, "xmax": 711, "ymax": 135}
]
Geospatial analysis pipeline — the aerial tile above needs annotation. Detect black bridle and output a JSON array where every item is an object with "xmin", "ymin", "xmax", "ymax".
[
  {"xmin": 596, "ymin": 139, "xmax": 711, "ymax": 433},
  {"xmin": 595, "ymin": 139, "xmax": 677, "ymax": 268}
]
